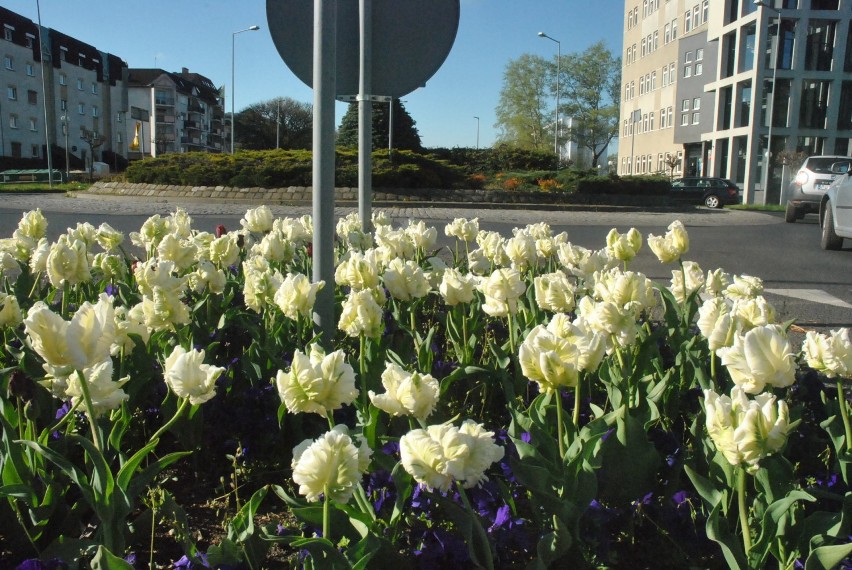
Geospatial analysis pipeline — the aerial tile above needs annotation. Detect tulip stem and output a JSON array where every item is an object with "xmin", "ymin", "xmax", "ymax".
[
  {"xmin": 555, "ymin": 390, "xmax": 566, "ymax": 461},
  {"xmin": 75, "ymin": 370, "xmax": 103, "ymax": 453},
  {"xmin": 359, "ymin": 334, "xmax": 368, "ymax": 414},
  {"xmin": 38, "ymin": 399, "xmax": 81, "ymax": 445},
  {"xmin": 461, "ymin": 307, "xmax": 469, "ymax": 364},
  {"xmin": 737, "ymin": 467, "xmax": 752, "ymax": 556},
  {"xmin": 573, "ymin": 377, "xmax": 582, "ymax": 433},
  {"xmin": 508, "ymin": 312, "xmax": 517, "ymax": 357},
  {"xmin": 710, "ymin": 352, "xmax": 717, "ymax": 383},
  {"xmin": 837, "ymin": 380, "xmax": 851, "ymax": 453},
  {"xmin": 149, "ymin": 397, "xmax": 190, "ymax": 444},
  {"xmin": 323, "ymin": 486, "xmax": 331, "ymax": 540}
]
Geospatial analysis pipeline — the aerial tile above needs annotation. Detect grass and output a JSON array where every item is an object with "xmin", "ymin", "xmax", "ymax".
[{"xmin": 0, "ymin": 182, "xmax": 91, "ymax": 193}]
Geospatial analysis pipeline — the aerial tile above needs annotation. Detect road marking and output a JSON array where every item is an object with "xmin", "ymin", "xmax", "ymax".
[{"xmin": 765, "ymin": 289, "xmax": 852, "ymax": 309}]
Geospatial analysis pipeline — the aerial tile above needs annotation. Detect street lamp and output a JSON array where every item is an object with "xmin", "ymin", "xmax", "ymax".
[
  {"xmin": 538, "ymin": 31, "xmax": 561, "ymax": 166},
  {"xmin": 35, "ymin": 0, "xmax": 54, "ymax": 187},
  {"xmin": 754, "ymin": 0, "xmax": 781, "ymax": 205},
  {"xmin": 231, "ymin": 25, "xmax": 260, "ymax": 154},
  {"xmin": 60, "ymin": 114, "xmax": 69, "ymax": 181},
  {"xmin": 474, "ymin": 116, "xmax": 480, "ymax": 149}
]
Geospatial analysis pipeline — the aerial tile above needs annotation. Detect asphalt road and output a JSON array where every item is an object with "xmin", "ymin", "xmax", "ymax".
[{"xmin": 1, "ymin": 192, "xmax": 850, "ymax": 331}]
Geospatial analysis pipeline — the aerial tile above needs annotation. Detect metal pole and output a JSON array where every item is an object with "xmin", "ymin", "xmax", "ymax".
[
  {"xmin": 474, "ymin": 116, "xmax": 480, "ymax": 149},
  {"xmin": 231, "ymin": 25, "xmax": 260, "ymax": 155},
  {"xmin": 388, "ymin": 98, "xmax": 394, "ymax": 158},
  {"xmin": 755, "ymin": 1, "xmax": 781, "ymax": 205},
  {"xmin": 358, "ymin": 0, "xmax": 373, "ymax": 231},
  {"xmin": 35, "ymin": 0, "xmax": 54, "ymax": 187},
  {"xmin": 276, "ymin": 98, "xmax": 280, "ymax": 149},
  {"xmin": 313, "ymin": 0, "xmax": 337, "ymax": 344},
  {"xmin": 538, "ymin": 32, "xmax": 561, "ymax": 166},
  {"xmin": 61, "ymin": 114, "xmax": 69, "ymax": 181}
]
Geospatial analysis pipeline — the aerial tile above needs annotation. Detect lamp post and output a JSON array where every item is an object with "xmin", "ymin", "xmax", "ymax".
[
  {"xmin": 231, "ymin": 25, "xmax": 260, "ymax": 154},
  {"xmin": 538, "ymin": 31, "xmax": 561, "ymax": 166},
  {"xmin": 474, "ymin": 116, "xmax": 480, "ymax": 149},
  {"xmin": 755, "ymin": 0, "xmax": 781, "ymax": 205},
  {"xmin": 35, "ymin": 0, "xmax": 53, "ymax": 187},
  {"xmin": 60, "ymin": 113, "xmax": 69, "ymax": 181}
]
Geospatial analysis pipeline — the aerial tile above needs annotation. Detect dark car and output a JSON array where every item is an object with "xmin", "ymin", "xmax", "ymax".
[{"xmin": 670, "ymin": 177, "xmax": 741, "ymax": 208}]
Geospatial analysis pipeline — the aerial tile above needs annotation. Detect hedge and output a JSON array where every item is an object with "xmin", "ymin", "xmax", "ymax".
[{"xmin": 576, "ymin": 175, "xmax": 671, "ymax": 196}]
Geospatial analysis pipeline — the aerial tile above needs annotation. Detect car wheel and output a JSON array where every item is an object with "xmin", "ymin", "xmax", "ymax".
[
  {"xmin": 820, "ymin": 203, "xmax": 844, "ymax": 250},
  {"xmin": 785, "ymin": 202, "xmax": 798, "ymax": 223},
  {"xmin": 704, "ymin": 194, "xmax": 721, "ymax": 208}
]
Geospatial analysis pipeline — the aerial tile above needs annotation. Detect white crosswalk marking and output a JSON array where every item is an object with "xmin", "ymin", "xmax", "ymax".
[{"xmin": 765, "ymin": 289, "xmax": 852, "ymax": 309}]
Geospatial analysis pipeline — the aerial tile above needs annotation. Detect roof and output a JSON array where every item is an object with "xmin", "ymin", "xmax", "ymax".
[{"xmin": 127, "ymin": 68, "xmax": 222, "ymax": 103}]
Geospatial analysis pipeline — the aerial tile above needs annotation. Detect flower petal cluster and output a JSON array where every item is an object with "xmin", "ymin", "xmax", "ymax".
[
  {"xmin": 576, "ymin": 296, "xmax": 639, "ymax": 349},
  {"xmin": 400, "ymin": 420, "xmax": 504, "ymax": 491},
  {"xmin": 0, "ymin": 292, "xmax": 23, "ymax": 329},
  {"xmin": 803, "ymin": 328, "xmax": 852, "ymax": 378},
  {"xmin": 46, "ymin": 236, "xmax": 91, "ymax": 288},
  {"xmin": 605, "ymin": 227, "xmax": 643, "ymax": 262},
  {"xmin": 164, "ymin": 345, "xmax": 225, "ymax": 405},
  {"xmin": 731, "ymin": 296, "xmax": 776, "ymax": 331},
  {"xmin": 439, "ymin": 268, "xmax": 477, "ymax": 306},
  {"xmin": 478, "ymin": 268, "xmax": 526, "ymax": 317},
  {"xmin": 65, "ymin": 359, "xmax": 129, "ymax": 417},
  {"xmin": 504, "ymin": 232, "xmax": 537, "ymax": 272},
  {"xmin": 274, "ymin": 273, "xmax": 324, "ymax": 320},
  {"xmin": 696, "ymin": 297, "xmax": 735, "ymax": 351},
  {"xmin": 533, "ymin": 271, "xmax": 576, "ymax": 313},
  {"xmin": 383, "ymin": 258, "xmax": 430, "ymax": 302},
  {"xmin": 519, "ymin": 314, "xmax": 605, "ymax": 392},
  {"xmin": 335, "ymin": 251, "xmax": 381, "ymax": 290},
  {"xmin": 717, "ymin": 324, "xmax": 796, "ymax": 393},
  {"xmin": 339, "ymin": 288, "xmax": 384, "ymax": 338},
  {"xmin": 369, "ymin": 362, "xmax": 440, "ymax": 421},
  {"xmin": 276, "ymin": 344, "xmax": 358, "ymax": 417},
  {"xmin": 292, "ymin": 425, "xmax": 372, "ymax": 503},
  {"xmin": 593, "ymin": 267, "xmax": 657, "ymax": 315},
  {"xmin": 24, "ymin": 294, "xmax": 115, "ymax": 371},
  {"xmin": 725, "ymin": 274, "xmax": 764, "ymax": 300},
  {"xmin": 669, "ymin": 261, "xmax": 705, "ymax": 304},
  {"xmin": 405, "ymin": 220, "xmax": 438, "ymax": 253},
  {"xmin": 647, "ymin": 220, "xmax": 689, "ymax": 263},
  {"xmin": 704, "ymin": 387, "xmax": 791, "ymax": 471},
  {"xmin": 240, "ymin": 205, "xmax": 274, "ymax": 233},
  {"xmin": 445, "ymin": 217, "xmax": 479, "ymax": 242}
]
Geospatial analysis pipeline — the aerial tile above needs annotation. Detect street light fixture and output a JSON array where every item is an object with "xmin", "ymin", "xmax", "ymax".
[
  {"xmin": 474, "ymin": 116, "xmax": 480, "ymax": 149},
  {"xmin": 231, "ymin": 25, "xmax": 260, "ymax": 154},
  {"xmin": 538, "ymin": 31, "xmax": 561, "ymax": 166},
  {"xmin": 754, "ymin": 0, "xmax": 781, "ymax": 206},
  {"xmin": 35, "ymin": 0, "xmax": 54, "ymax": 187}
]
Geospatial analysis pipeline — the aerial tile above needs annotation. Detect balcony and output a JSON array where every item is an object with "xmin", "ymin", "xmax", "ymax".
[
  {"xmin": 155, "ymin": 98, "xmax": 175, "ymax": 107},
  {"xmin": 156, "ymin": 114, "xmax": 176, "ymax": 124},
  {"xmin": 184, "ymin": 120, "xmax": 200, "ymax": 130}
]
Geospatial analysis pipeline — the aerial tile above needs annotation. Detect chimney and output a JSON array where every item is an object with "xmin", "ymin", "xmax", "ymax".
[{"xmin": 181, "ymin": 67, "xmax": 189, "ymax": 75}]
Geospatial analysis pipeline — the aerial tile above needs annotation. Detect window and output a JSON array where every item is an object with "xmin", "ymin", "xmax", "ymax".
[
  {"xmin": 669, "ymin": 62, "xmax": 676, "ymax": 82},
  {"xmin": 696, "ymin": 48, "xmax": 704, "ymax": 61},
  {"xmin": 3, "ymin": 55, "xmax": 12, "ymax": 70},
  {"xmin": 693, "ymin": 98, "xmax": 701, "ymax": 110},
  {"xmin": 7, "ymin": 86, "xmax": 17, "ymax": 100},
  {"xmin": 693, "ymin": 6, "xmax": 700, "ymax": 26},
  {"xmin": 682, "ymin": 99, "xmax": 691, "ymax": 112},
  {"xmin": 29, "ymin": 117, "xmax": 37, "ymax": 131},
  {"xmin": 702, "ymin": 0, "xmax": 709, "ymax": 24},
  {"xmin": 685, "ymin": 10, "xmax": 692, "ymax": 32},
  {"xmin": 116, "ymin": 113, "xmax": 122, "ymax": 122},
  {"xmin": 651, "ymin": 71, "xmax": 657, "ymax": 90},
  {"xmin": 78, "ymin": 102, "xmax": 85, "ymax": 115},
  {"xmin": 685, "ymin": 51, "xmax": 693, "ymax": 63},
  {"xmin": 92, "ymin": 105, "xmax": 99, "ymax": 117},
  {"xmin": 684, "ymin": 65, "xmax": 692, "ymax": 78},
  {"xmin": 692, "ymin": 112, "xmax": 700, "ymax": 124},
  {"xmin": 653, "ymin": 31, "xmax": 659, "ymax": 51},
  {"xmin": 660, "ymin": 108, "xmax": 667, "ymax": 128},
  {"xmin": 671, "ymin": 19, "xmax": 678, "ymax": 39},
  {"xmin": 641, "ymin": 37, "xmax": 646, "ymax": 57},
  {"xmin": 25, "ymin": 35, "xmax": 33, "ymax": 48},
  {"xmin": 60, "ymin": 99, "xmax": 67, "ymax": 111},
  {"xmin": 3, "ymin": 27, "xmax": 12, "ymax": 42},
  {"xmin": 695, "ymin": 62, "xmax": 704, "ymax": 75},
  {"xmin": 117, "ymin": 132, "xmax": 122, "ymax": 143},
  {"xmin": 59, "ymin": 73, "xmax": 67, "ymax": 86},
  {"xmin": 650, "ymin": 112, "xmax": 655, "ymax": 130},
  {"xmin": 77, "ymin": 78, "xmax": 83, "ymax": 90},
  {"xmin": 91, "ymin": 83, "xmax": 97, "ymax": 94},
  {"xmin": 31, "ymin": 144, "xmax": 39, "ymax": 158},
  {"xmin": 27, "ymin": 90, "xmax": 37, "ymax": 105},
  {"xmin": 667, "ymin": 106, "xmax": 673, "ymax": 126},
  {"xmin": 643, "ymin": 113, "xmax": 650, "ymax": 131},
  {"xmin": 9, "ymin": 114, "xmax": 18, "ymax": 129},
  {"xmin": 10, "ymin": 142, "xmax": 21, "ymax": 158},
  {"xmin": 25, "ymin": 62, "xmax": 33, "ymax": 76},
  {"xmin": 665, "ymin": 23, "xmax": 671, "ymax": 44},
  {"xmin": 662, "ymin": 65, "xmax": 669, "ymax": 86}
]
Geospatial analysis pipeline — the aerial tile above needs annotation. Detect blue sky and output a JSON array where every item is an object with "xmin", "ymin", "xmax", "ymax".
[{"xmin": 6, "ymin": 0, "xmax": 624, "ymax": 148}]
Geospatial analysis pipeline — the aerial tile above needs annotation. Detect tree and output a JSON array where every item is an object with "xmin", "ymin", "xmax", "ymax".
[
  {"xmin": 494, "ymin": 54, "xmax": 551, "ymax": 151},
  {"xmin": 234, "ymin": 97, "xmax": 312, "ymax": 150},
  {"xmin": 558, "ymin": 41, "xmax": 621, "ymax": 168},
  {"xmin": 337, "ymin": 99, "xmax": 422, "ymax": 151}
]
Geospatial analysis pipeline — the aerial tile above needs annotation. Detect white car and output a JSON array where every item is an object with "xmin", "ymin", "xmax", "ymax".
[{"xmin": 819, "ymin": 162, "xmax": 852, "ymax": 249}]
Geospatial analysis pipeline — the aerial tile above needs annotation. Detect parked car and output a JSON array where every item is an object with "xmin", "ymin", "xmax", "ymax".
[
  {"xmin": 819, "ymin": 161, "xmax": 852, "ymax": 249},
  {"xmin": 670, "ymin": 177, "xmax": 741, "ymax": 208},
  {"xmin": 786, "ymin": 155, "xmax": 852, "ymax": 223}
]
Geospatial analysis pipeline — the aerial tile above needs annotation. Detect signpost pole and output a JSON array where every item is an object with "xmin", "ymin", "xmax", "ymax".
[
  {"xmin": 358, "ymin": 0, "xmax": 373, "ymax": 231},
  {"xmin": 312, "ymin": 0, "xmax": 337, "ymax": 344}
]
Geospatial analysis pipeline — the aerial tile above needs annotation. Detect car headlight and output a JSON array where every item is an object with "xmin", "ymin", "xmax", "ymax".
[{"xmin": 794, "ymin": 171, "xmax": 809, "ymax": 185}]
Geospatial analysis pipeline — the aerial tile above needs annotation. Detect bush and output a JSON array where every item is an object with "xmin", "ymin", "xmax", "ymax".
[
  {"xmin": 576, "ymin": 175, "xmax": 670, "ymax": 196},
  {"xmin": 425, "ymin": 145, "xmax": 556, "ymax": 174}
]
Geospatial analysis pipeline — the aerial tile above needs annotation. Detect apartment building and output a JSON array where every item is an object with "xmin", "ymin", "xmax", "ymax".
[
  {"xmin": 0, "ymin": 6, "xmax": 127, "ymax": 168},
  {"xmin": 1, "ymin": 6, "xmax": 226, "ymax": 169},
  {"xmin": 619, "ymin": 0, "xmax": 852, "ymax": 204},
  {"xmin": 126, "ymin": 68, "xmax": 225, "ymax": 158}
]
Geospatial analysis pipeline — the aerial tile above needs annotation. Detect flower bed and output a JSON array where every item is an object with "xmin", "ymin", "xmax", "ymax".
[{"xmin": 0, "ymin": 208, "xmax": 850, "ymax": 569}]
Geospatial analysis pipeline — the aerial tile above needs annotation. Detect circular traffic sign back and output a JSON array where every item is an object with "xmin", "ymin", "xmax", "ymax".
[{"xmin": 266, "ymin": 0, "xmax": 460, "ymax": 98}]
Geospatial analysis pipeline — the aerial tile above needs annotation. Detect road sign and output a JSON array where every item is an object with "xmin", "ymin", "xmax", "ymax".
[{"xmin": 266, "ymin": 0, "xmax": 460, "ymax": 98}]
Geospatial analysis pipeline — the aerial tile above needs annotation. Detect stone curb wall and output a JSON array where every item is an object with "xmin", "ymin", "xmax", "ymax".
[{"xmin": 87, "ymin": 181, "xmax": 671, "ymax": 208}]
